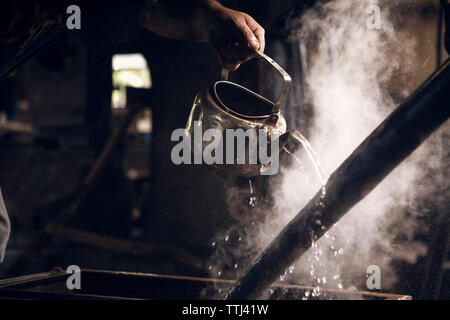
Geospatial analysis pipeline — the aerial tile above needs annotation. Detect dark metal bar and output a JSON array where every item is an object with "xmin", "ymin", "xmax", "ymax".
[
  {"xmin": 0, "ymin": 268, "xmax": 412, "ymax": 300},
  {"xmin": 226, "ymin": 58, "xmax": 450, "ymax": 299},
  {"xmin": 0, "ymin": 23, "xmax": 65, "ymax": 81}
]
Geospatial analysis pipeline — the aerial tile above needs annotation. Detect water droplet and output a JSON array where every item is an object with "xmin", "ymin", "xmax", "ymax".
[
  {"xmin": 288, "ymin": 265, "xmax": 295, "ymax": 274},
  {"xmin": 238, "ymin": 236, "xmax": 242, "ymax": 242},
  {"xmin": 234, "ymin": 263, "xmax": 238, "ymax": 269},
  {"xmin": 322, "ymin": 276, "xmax": 327, "ymax": 284},
  {"xmin": 217, "ymin": 271, "xmax": 222, "ymax": 277},
  {"xmin": 338, "ymin": 283, "xmax": 343, "ymax": 289},
  {"xmin": 245, "ymin": 180, "xmax": 257, "ymax": 208},
  {"xmin": 211, "ymin": 241, "xmax": 216, "ymax": 247},
  {"xmin": 321, "ymin": 187, "xmax": 327, "ymax": 198},
  {"xmin": 208, "ymin": 265, "xmax": 212, "ymax": 271},
  {"xmin": 304, "ymin": 290, "xmax": 311, "ymax": 297},
  {"xmin": 224, "ymin": 235, "xmax": 229, "ymax": 242},
  {"xmin": 338, "ymin": 248, "xmax": 344, "ymax": 255},
  {"xmin": 245, "ymin": 195, "xmax": 257, "ymax": 208}
]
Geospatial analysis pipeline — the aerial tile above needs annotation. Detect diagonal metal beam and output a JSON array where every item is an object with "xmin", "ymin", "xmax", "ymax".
[{"xmin": 226, "ymin": 58, "xmax": 450, "ymax": 299}]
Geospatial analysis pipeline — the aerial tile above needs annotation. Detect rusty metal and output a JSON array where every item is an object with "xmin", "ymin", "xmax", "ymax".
[
  {"xmin": 0, "ymin": 268, "xmax": 411, "ymax": 300},
  {"xmin": 226, "ymin": 58, "xmax": 450, "ymax": 299}
]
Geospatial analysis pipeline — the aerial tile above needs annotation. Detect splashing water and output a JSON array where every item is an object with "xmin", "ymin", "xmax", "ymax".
[
  {"xmin": 245, "ymin": 179, "xmax": 257, "ymax": 209},
  {"xmin": 286, "ymin": 131, "xmax": 329, "ymax": 186},
  {"xmin": 275, "ymin": 132, "xmax": 348, "ymax": 299},
  {"xmin": 204, "ymin": 131, "xmax": 340, "ymax": 299}
]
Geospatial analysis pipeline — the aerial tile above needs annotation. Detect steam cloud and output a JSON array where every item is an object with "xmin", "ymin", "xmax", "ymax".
[{"xmin": 205, "ymin": 0, "xmax": 448, "ymax": 299}]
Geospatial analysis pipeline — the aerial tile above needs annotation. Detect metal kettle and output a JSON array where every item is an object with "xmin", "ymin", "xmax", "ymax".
[{"xmin": 185, "ymin": 50, "xmax": 295, "ymax": 177}]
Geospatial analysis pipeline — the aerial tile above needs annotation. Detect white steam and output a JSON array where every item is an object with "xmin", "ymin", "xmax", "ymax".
[
  {"xmin": 205, "ymin": 0, "xmax": 447, "ymax": 299},
  {"xmin": 280, "ymin": 0, "xmax": 442, "ymax": 293}
]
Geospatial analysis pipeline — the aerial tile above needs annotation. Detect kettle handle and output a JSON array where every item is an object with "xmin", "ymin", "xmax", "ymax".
[{"xmin": 220, "ymin": 50, "xmax": 291, "ymax": 114}]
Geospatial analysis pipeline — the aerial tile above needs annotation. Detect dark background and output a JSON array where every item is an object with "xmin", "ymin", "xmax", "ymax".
[{"xmin": 0, "ymin": 0, "xmax": 449, "ymax": 300}]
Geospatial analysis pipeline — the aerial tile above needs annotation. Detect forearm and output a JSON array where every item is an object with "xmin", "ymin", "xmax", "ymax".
[
  {"xmin": 139, "ymin": 0, "xmax": 265, "ymax": 70},
  {"xmin": 140, "ymin": 0, "xmax": 223, "ymax": 41}
]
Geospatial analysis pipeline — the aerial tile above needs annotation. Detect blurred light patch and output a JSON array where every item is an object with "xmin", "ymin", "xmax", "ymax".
[
  {"xmin": 134, "ymin": 108, "xmax": 152, "ymax": 134},
  {"xmin": 111, "ymin": 53, "xmax": 151, "ymax": 109}
]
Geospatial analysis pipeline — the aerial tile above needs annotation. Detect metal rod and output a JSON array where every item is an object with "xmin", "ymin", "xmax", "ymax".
[
  {"xmin": 46, "ymin": 223, "xmax": 205, "ymax": 270},
  {"xmin": 0, "ymin": 23, "xmax": 65, "ymax": 81},
  {"xmin": 226, "ymin": 58, "xmax": 450, "ymax": 299}
]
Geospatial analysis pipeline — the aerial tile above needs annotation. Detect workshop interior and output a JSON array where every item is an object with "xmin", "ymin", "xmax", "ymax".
[{"xmin": 0, "ymin": 0, "xmax": 449, "ymax": 300}]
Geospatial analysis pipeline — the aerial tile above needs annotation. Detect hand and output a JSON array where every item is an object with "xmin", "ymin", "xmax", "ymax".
[{"xmin": 207, "ymin": 6, "xmax": 265, "ymax": 71}]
